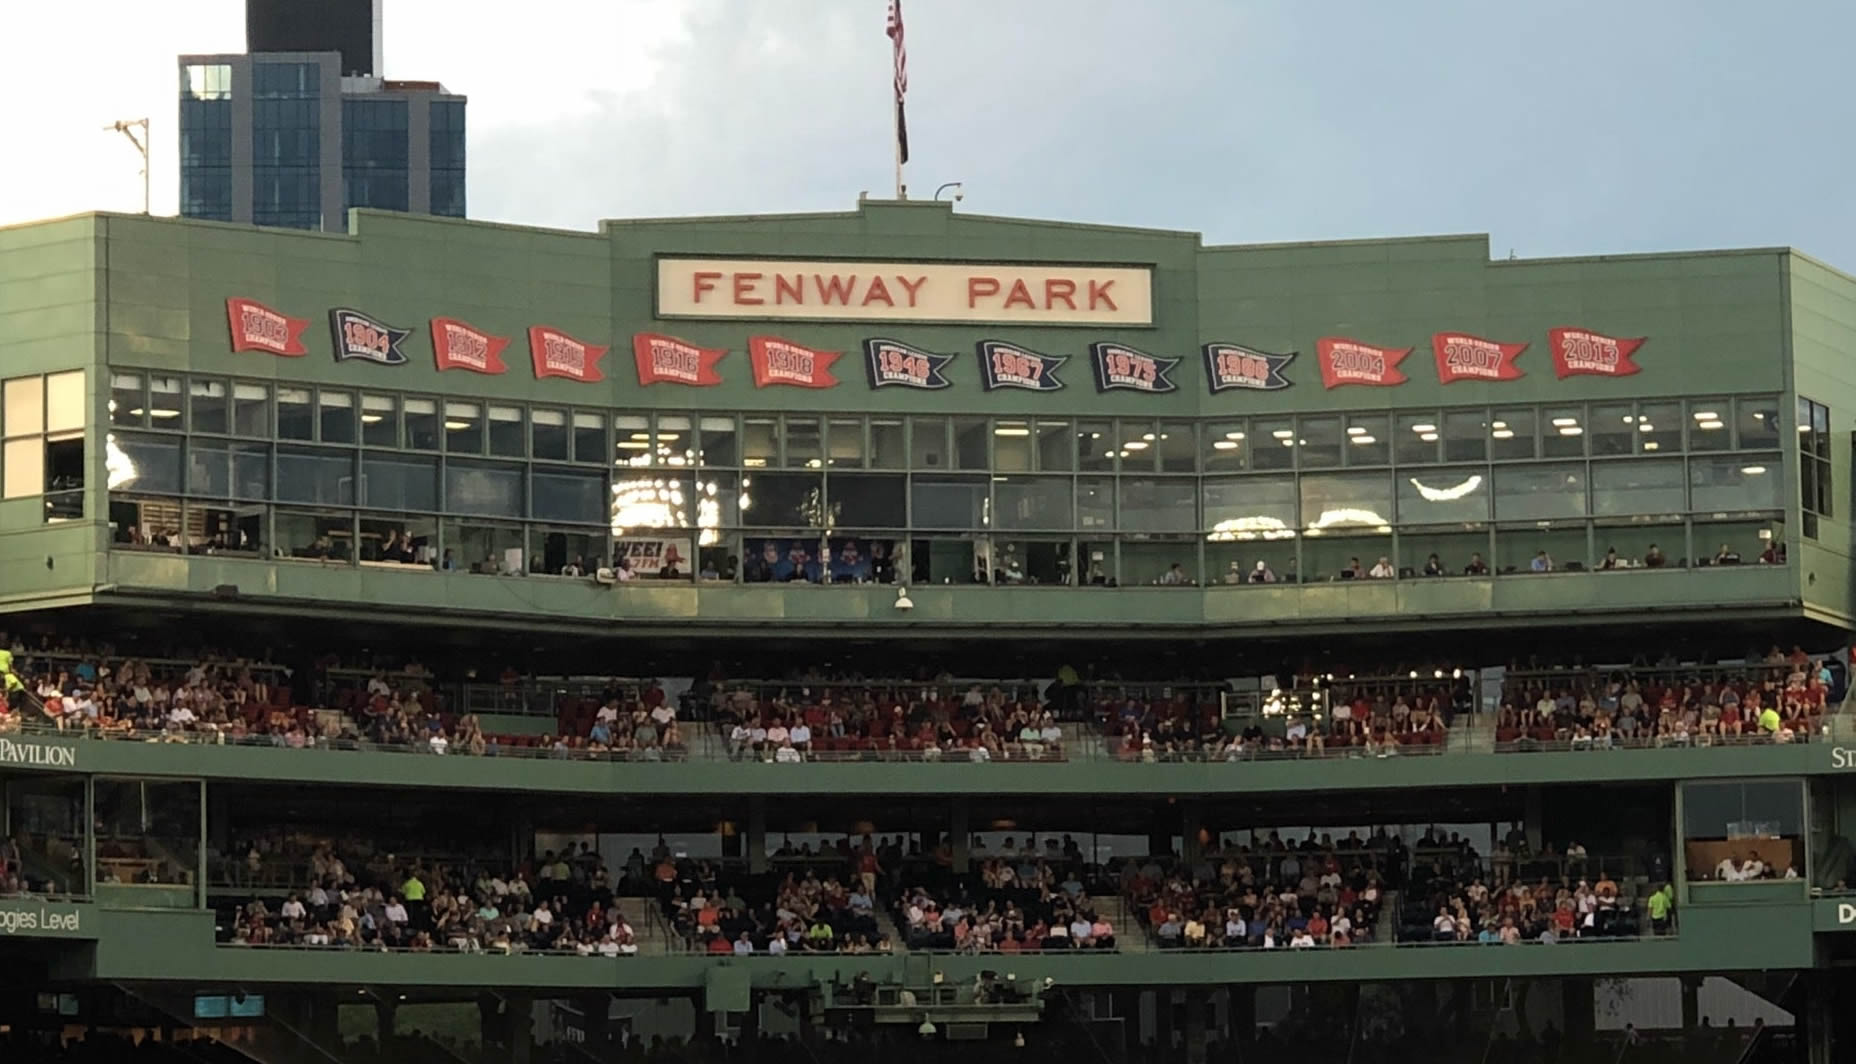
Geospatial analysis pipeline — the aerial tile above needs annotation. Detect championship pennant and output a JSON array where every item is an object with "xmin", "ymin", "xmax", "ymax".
[
  {"xmin": 528, "ymin": 326, "xmax": 608, "ymax": 383},
  {"xmin": 975, "ymin": 340, "xmax": 1066, "ymax": 391},
  {"xmin": 864, "ymin": 338, "xmax": 954, "ymax": 390},
  {"xmin": 1088, "ymin": 342, "xmax": 1179, "ymax": 394},
  {"xmin": 747, "ymin": 335, "xmax": 841, "ymax": 389},
  {"xmin": 1547, "ymin": 327, "xmax": 1645, "ymax": 379},
  {"xmin": 329, "ymin": 308, "xmax": 411, "ymax": 366},
  {"xmin": 633, "ymin": 333, "xmax": 727, "ymax": 387},
  {"xmin": 226, "ymin": 298, "xmax": 310, "ymax": 356},
  {"xmin": 430, "ymin": 317, "xmax": 510, "ymax": 374},
  {"xmin": 1431, "ymin": 332, "xmax": 1526, "ymax": 383},
  {"xmin": 1202, "ymin": 342, "xmax": 1295, "ymax": 392},
  {"xmin": 1315, "ymin": 337, "xmax": 1411, "ymax": 389}
]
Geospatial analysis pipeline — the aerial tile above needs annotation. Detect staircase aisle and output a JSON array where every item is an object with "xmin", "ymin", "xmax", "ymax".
[{"xmin": 618, "ymin": 896, "xmax": 677, "ymax": 955}]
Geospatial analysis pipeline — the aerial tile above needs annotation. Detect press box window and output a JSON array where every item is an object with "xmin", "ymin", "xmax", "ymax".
[
  {"xmin": 1799, "ymin": 397, "xmax": 1831, "ymax": 539},
  {"xmin": 4, "ymin": 372, "xmax": 88, "ymax": 519}
]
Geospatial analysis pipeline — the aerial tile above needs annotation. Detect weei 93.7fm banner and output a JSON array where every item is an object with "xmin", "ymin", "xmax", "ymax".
[{"xmin": 225, "ymin": 298, "xmax": 1647, "ymax": 393}]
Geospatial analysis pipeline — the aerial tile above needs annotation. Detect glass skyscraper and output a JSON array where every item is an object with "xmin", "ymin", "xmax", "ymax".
[{"xmin": 177, "ymin": 51, "xmax": 465, "ymax": 230}]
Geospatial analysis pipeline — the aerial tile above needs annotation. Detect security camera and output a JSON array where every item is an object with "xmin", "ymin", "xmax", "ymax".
[
  {"xmin": 894, "ymin": 587, "xmax": 915, "ymax": 611},
  {"xmin": 953, "ymin": 191, "xmax": 964, "ymax": 202}
]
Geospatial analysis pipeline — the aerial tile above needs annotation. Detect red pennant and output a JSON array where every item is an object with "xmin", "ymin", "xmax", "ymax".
[
  {"xmin": 1548, "ymin": 327, "xmax": 1645, "ymax": 378},
  {"xmin": 1431, "ymin": 332, "xmax": 1527, "ymax": 383},
  {"xmin": 431, "ymin": 317, "xmax": 510, "ymax": 374},
  {"xmin": 747, "ymin": 335, "xmax": 842, "ymax": 389},
  {"xmin": 632, "ymin": 333, "xmax": 727, "ymax": 387},
  {"xmin": 1315, "ymin": 337, "xmax": 1410, "ymax": 388},
  {"xmin": 528, "ymin": 326, "xmax": 608, "ymax": 383},
  {"xmin": 226, "ymin": 298, "xmax": 309, "ymax": 356}
]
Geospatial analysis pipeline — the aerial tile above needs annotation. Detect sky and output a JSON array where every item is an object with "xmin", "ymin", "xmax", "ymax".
[{"xmin": 4, "ymin": 0, "xmax": 1856, "ymax": 267}]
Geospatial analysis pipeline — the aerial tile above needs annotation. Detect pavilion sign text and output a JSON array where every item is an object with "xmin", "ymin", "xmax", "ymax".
[
  {"xmin": 657, "ymin": 258, "xmax": 1154, "ymax": 326},
  {"xmin": 0, "ymin": 738, "xmax": 76, "ymax": 768}
]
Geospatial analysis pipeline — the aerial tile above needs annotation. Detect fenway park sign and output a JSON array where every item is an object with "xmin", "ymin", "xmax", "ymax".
[{"xmin": 656, "ymin": 258, "xmax": 1154, "ymax": 325}]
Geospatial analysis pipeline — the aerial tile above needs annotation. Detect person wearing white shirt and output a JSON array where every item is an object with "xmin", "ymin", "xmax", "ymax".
[
  {"xmin": 774, "ymin": 741, "xmax": 801, "ymax": 763},
  {"xmin": 367, "ymin": 675, "xmax": 392, "ymax": 698},
  {"xmin": 167, "ymin": 705, "xmax": 196, "ymax": 729},
  {"xmin": 383, "ymin": 899, "xmax": 409, "ymax": 924},
  {"xmin": 1368, "ymin": 556, "xmax": 1396, "ymax": 579},
  {"xmin": 428, "ymin": 733, "xmax": 449, "ymax": 755},
  {"xmin": 649, "ymin": 704, "xmax": 675, "ymax": 727},
  {"xmin": 1290, "ymin": 930, "xmax": 1315, "ymax": 948},
  {"xmin": 1715, "ymin": 857, "xmax": 1745, "ymax": 881},
  {"xmin": 789, "ymin": 723, "xmax": 811, "ymax": 750},
  {"xmin": 280, "ymin": 896, "xmax": 307, "ymax": 920},
  {"xmin": 595, "ymin": 702, "xmax": 620, "ymax": 725}
]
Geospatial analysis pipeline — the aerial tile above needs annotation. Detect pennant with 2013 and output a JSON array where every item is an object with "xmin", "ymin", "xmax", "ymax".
[
  {"xmin": 1088, "ymin": 342, "xmax": 1179, "ymax": 394},
  {"xmin": 225, "ymin": 297, "xmax": 310, "ymax": 357},
  {"xmin": 329, "ymin": 308, "xmax": 411, "ymax": 366},
  {"xmin": 1548, "ymin": 327, "xmax": 1645, "ymax": 379},
  {"xmin": 976, "ymin": 340, "xmax": 1065, "ymax": 392},
  {"xmin": 1432, "ymin": 332, "xmax": 1526, "ymax": 384},
  {"xmin": 528, "ymin": 326, "xmax": 608, "ymax": 383},
  {"xmin": 1316, "ymin": 337, "xmax": 1411, "ymax": 389},
  {"xmin": 633, "ymin": 333, "xmax": 727, "ymax": 387},
  {"xmin": 864, "ymin": 338, "xmax": 954, "ymax": 390},
  {"xmin": 430, "ymin": 317, "xmax": 510, "ymax": 375},
  {"xmin": 748, "ymin": 335, "xmax": 841, "ymax": 389},
  {"xmin": 1202, "ymin": 342, "xmax": 1295, "ymax": 392}
]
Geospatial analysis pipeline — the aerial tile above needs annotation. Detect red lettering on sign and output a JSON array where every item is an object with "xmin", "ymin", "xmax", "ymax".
[
  {"xmin": 814, "ymin": 274, "xmax": 856, "ymax": 305},
  {"xmin": 774, "ymin": 273, "xmax": 804, "ymax": 304},
  {"xmin": 895, "ymin": 275, "xmax": 927, "ymax": 307},
  {"xmin": 732, "ymin": 272, "xmax": 764, "ymax": 305},
  {"xmin": 1088, "ymin": 279, "xmax": 1118, "ymax": 311},
  {"xmin": 1044, "ymin": 279, "xmax": 1077, "ymax": 310},
  {"xmin": 862, "ymin": 275, "xmax": 895, "ymax": 307},
  {"xmin": 968, "ymin": 276, "xmax": 1001, "ymax": 307},
  {"xmin": 1003, "ymin": 279, "xmax": 1035, "ymax": 309},
  {"xmin": 692, "ymin": 271, "xmax": 722, "ymax": 303}
]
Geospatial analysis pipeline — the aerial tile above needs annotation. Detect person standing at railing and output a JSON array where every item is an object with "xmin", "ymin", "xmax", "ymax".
[{"xmin": 0, "ymin": 647, "xmax": 23, "ymax": 715}]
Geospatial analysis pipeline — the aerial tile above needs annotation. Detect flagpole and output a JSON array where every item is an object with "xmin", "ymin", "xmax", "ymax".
[{"xmin": 894, "ymin": 99, "xmax": 906, "ymax": 200}]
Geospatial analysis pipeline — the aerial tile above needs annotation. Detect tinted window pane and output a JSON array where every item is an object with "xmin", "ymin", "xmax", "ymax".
[
  {"xmin": 1490, "ymin": 408, "xmax": 1536, "ymax": 460},
  {"xmin": 1344, "ymin": 414, "xmax": 1389, "ymax": 467},
  {"xmin": 1297, "ymin": 416, "xmax": 1342, "ymax": 469},
  {"xmin": 1397, "ymin": 467, "xmax": 1490, "ymax": 525},
  {"xmin": 1396, "ymin": 413, "xmax": 1439, "ymax": 465},
  {"xmin": 110, "ymin": 434, "xmax": 183, "ymax": 494},
  {"xmin": 1691, "ymin": 456, "xmax": 1782, "ymax": 513},
  {"xmin": 1120, "ymin": 478, "xmax": 1196, "ymax": 533},
  {"xmin": 445, "ymin": 460, "xmax": 522, "ymax": 517},
  {"xmin": 1737, "ymin": 397, "xmax": 1780, "ymax": 450},
  {"xmin": 994, "ymin": 476, "xmax": 1073, "ymax": 531},
  {"xmin": 275, "ymin": 446, "xmax": 354, "ymax": 504},
  {"xmin": 1592, "ymin": 459, "xmax": 1685, "ymax": 516},
  {"xmin": 573, "ymin": 413, "xmax": 606, "ymax": 463},
  {"xmin": 1300, "ymin": 472, "xmax": 1394, "ymax": 530},
  {"xmin": 742, "ymin": 471, "xmax": 823, "ymax": 527},
  {"xmin": 186, "ymin": 441, "xmax": 267, "ymax": 499},
  {"xmin": 533, "ymin": 468, "xmax": 606, "ymax": 524},
  {"xmin": 361, "ymin": 394, "xmax": 397, "ymax": 447},
  {"xmin": 1203, "ymin": 476, "xmax": 1296, "ymax": 537},
  {"xmin": 361, "ymin": 455, "xmax": 437, "ymax": 511},
  {"xmin": 829, "ymin": 473, "xmax": 906, "ymax": 527},
  {"xmin": 111, "ymin": 373, "xmax": 145, "ymax": 427},
  {"xmin": 190, "ymin": 379, "xmax": 229, "ymax": 434},
  {"xmin": 319, "ymin": 391, "xmax": 356, "ymax": 444},
  {"xmin": 1493, "ymin": 464, "xmax": 1586, "ymax": 521},
  {"xmin": 911, "ymin": 475, "xmax": 987, "ymax": 529},
  {"xmin": 1442, "ymin": 410, "xmax": 1487, "ymax": 462},
  {"xmin": 404, "ymin": 398, "xmax": 438, "ymax": 450},
  {"xmin": 277, "ymin": 387, "xmax": 313, "ymax": 440}
]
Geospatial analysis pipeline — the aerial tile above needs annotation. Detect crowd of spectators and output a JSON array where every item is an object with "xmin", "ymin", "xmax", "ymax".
[
  {"xmin": 1101, "ymin": 675, "xmax": 1460, "ymax": 761},
  {"xmin": 707, "ymin": 681, "xmax": 1068, "ymax": 762},
  {"xmin": 897, "ymin": 835, "xmax": 1117, "ymax": 952},
  {"xmin": 222, "ymin": 839, "xmax": 641, "ymax": 956},
  {"xmin": 1399, "ymin": 833, "xmax": 1660, "ymax": 944},
  {"xmin": 1498, "ymin": 646, "xmax": 1835, "ymax": 748},
  {"xmin": 1126, "ymin": 831, "xmax": 1394, "ymax": 950},
  {"xmin": 648, "ymin": 836, "xmax": 898, "ymax": 955}
]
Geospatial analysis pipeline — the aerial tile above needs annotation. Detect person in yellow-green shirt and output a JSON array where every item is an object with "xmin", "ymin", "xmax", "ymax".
[
  {"xmin": 0, "ymin": 647, "xmax": 24, "ymax": 713},
  {"xmin": 1646, "ymin": 883, "xmax": 1674, "ymax": 936},
  {"xmin": 1756, "ymin": 707, "xmax": 1782, "ymax": 737}
]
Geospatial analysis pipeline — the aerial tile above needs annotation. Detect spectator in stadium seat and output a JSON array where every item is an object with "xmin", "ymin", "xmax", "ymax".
[
  {"xmin": 1530, "ymin": 551, "xmax": 1554, "ymax": 573},
  {"xmin": 1368, "ymin": 556, "xmax": 1395, "ymax": 579},
  {"xmin": 1644, "ymin": 544, "xmax": 1667, "ymax": 568},
  {"xmin": 1464, "ymin": 553, "xmax": 1489, "ymax": 575},
  {"xmin": 1248, "ymin": 560, "xmax": 1276, "ymax": 583},
  {"xmin": 1422, "ymin": 553, "xmax": 1445, "ymax": 577}
]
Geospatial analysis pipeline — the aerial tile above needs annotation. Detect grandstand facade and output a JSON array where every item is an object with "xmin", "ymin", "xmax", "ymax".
[{"xmin": 0, "ymin": 203, "xmax": 1854, "ymax": 1063}]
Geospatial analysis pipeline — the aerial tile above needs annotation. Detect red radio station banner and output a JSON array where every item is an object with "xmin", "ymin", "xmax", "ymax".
[
  {"xmin": 1315, "ymin": 337, "xmax": 1410, "ymax": 389},
  {"xmin": 1431, "ymin": 332, "xmax": 1526, "ymax": 383},
  {"xmin": 747, "ymin": 335, "xmax": 841, "ymax": 389},
  {"xmin": 1548, "ymin": 327, "xmax": 1645, "ymax": 379},
  {"xmin": 431, "ymin": 317, "xmax": 509, "ymax": 374},
  {"xmin": 632, "ymin": 333, "xmax": 726, "ymax": 387},
  {"xmin": 226, "ymin": 298, "xmax": 309, "ymax": 356},
  {"xmin": 528, "ymin": 326, "xmax": 608, "ymax": 383}
]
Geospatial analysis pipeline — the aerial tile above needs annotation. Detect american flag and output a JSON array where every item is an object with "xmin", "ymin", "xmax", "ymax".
[{"xmin": 887, "ymin": 0, "xmax": 909, "ymax": 164}]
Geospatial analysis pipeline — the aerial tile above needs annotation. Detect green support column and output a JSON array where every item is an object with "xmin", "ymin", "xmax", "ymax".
[
  {"xmin": 374, "ymin": 999, "xmax": 397, "ymax": 1048},
  {"xmin": 1183, "ymin": 988, "xmax": 1208, "ymax": 1064},
  {"xmin": 1181, "ymin": 803, "xmax": 1204, "ymax": 868},
  {"xmin": 748, "ymin": 796, "xmax": 768, "ymax": 874},
  {"xmin": 509, "ymin": 995, "xmax": 533, "ymax": 1064},
  {"xmin": 1524, "ymin": 786, "xmax": 1543, "ymax": 853},
  {"xmin": 579, "ymin": 994, "xmax": 611, "ymax": 1063},
  {"xmin": 1680, "ymin": 976, "xmax": 1699, "ymax": 1032},
  {"xmin": 1227, "ymin": 984, "xmax": 1255, "ymax": 1051},
  {"xmin": 951, "ymin": 797, "xmax": 971, "ymax": 874}
]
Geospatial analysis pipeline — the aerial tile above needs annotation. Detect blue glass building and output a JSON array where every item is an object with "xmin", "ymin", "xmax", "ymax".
[{"xmin": 178, "ymin": 52, "xmax": 464, "ymax": 230}]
